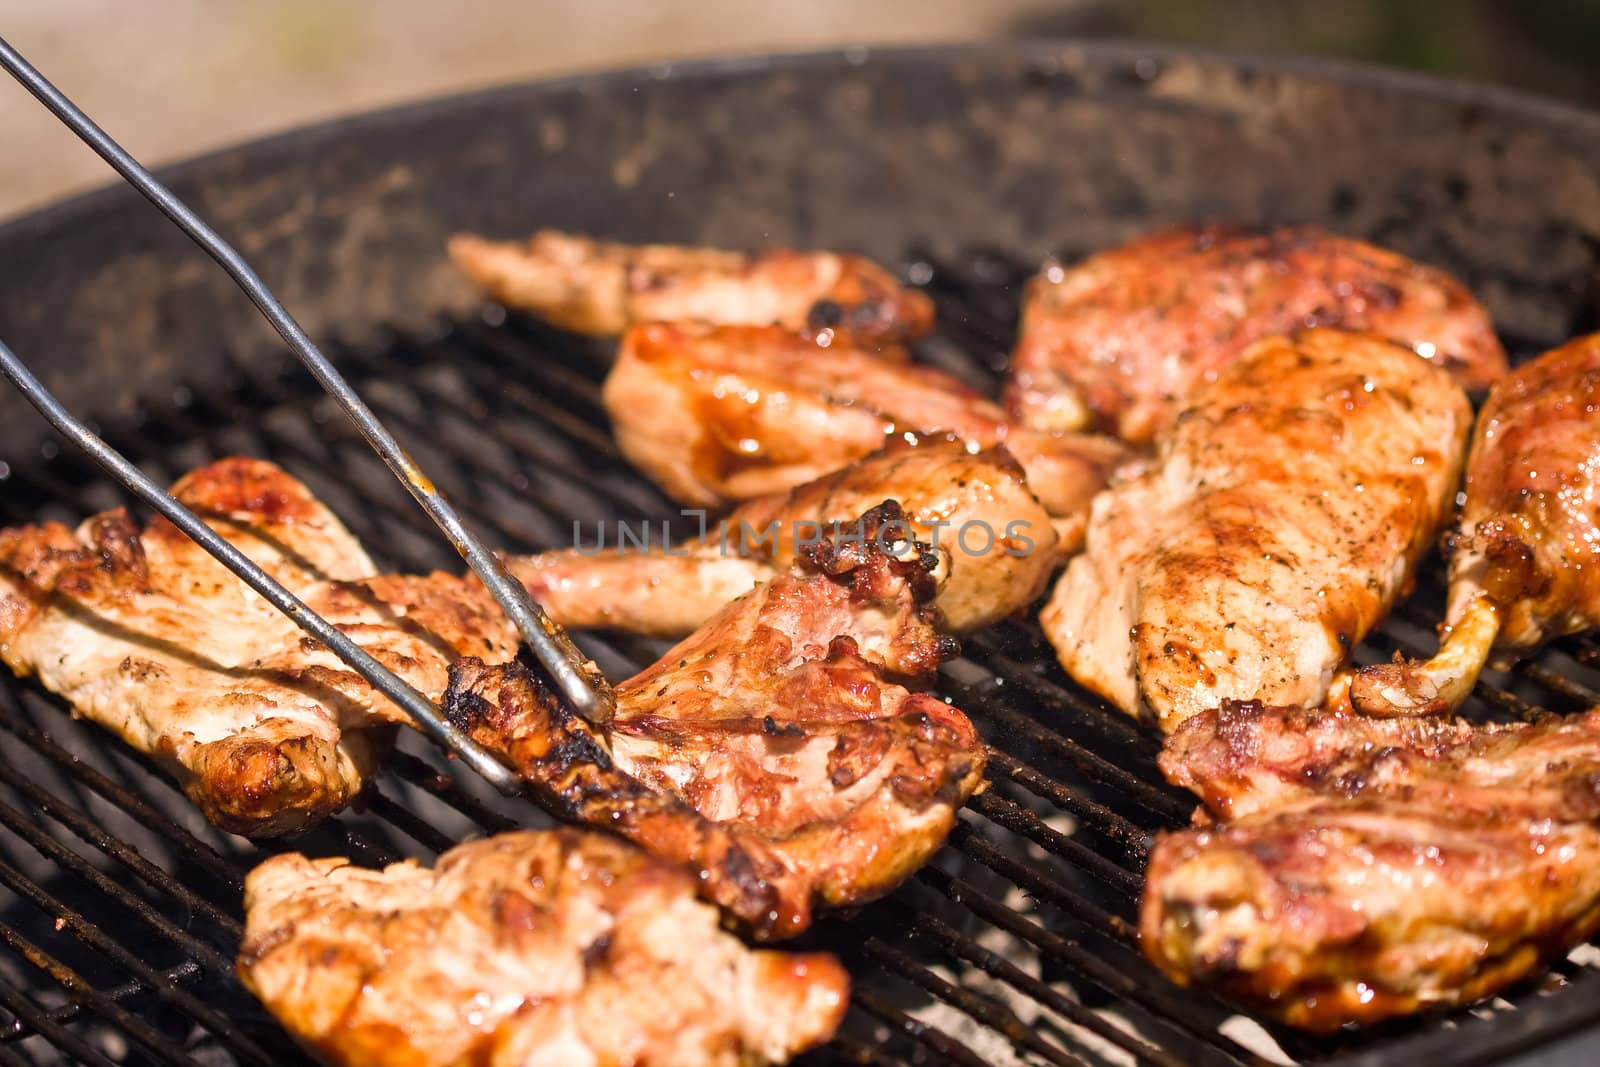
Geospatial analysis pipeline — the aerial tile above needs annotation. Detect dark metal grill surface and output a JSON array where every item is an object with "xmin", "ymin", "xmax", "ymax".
[{"xmin": 0, "ymin": 250, "xmax": 1598, "ymax": 1067}]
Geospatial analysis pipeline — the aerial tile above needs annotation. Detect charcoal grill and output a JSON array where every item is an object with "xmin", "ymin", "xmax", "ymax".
[{"xmin": 0, "ymin": 40, "xmax": 1599, "ymax": 1067}]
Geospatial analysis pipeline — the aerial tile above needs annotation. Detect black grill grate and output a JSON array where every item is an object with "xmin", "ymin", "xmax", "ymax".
[{"xmin": 0, "ymin": 252, "xmax": 1597, "ymax": 1066}]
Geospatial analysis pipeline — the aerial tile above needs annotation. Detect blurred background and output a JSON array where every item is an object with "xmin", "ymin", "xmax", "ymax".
[{"xmin": 3, "ymin": 0, "xmax": 1598, "ymax": 223}]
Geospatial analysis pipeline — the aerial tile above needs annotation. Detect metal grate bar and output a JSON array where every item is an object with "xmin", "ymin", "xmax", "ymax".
[
  {"xmin": 0, "ymin": 790, "xmax": 235, "ymax": 974},
  {"xmin": 0, "ymin": 852, "xmax": 277, "ymax": 1065},
  {"xmin": 982, "ymin": 748, "xmax": 1156, "ymax": 855},
  {"xmin": 0, "ymin": 715, "xmax": 243, "ymax": 889},
  {"xmin": 0, "ymin": 745, "xmax": 240, "ymax": 935},
  {"xmin": 946, "ymin": 677, "xmax": 1193, "ymax": 823},
  {"xmin": 862, "ymin": 936, "xmax": 1094, "ymax": 1067},
  {"xmin": 0, "ymin": 919, "xmax": 202, "ymax": 1066},
  {"xmin": 421, "ymin": 329, "xmax": 630, "ymax": 462},
  {"xmin": 0, "ymin": 974, "xmax": 124, "ymax": 1067},
  {"xmin": 887, "ymin": 898, "xmax": 1185, "ymax": 1067},
  {"xmin": 949, "ymin": 820, "xmax": 1137, "ymax": 943},
  {"xmin": 915, "ymin": 866, "xmax": 1271, "ymax": 1065},
  {"xmin": 850, "ymin": 987, "xmax": 994, "ymax": 1067},
  {"xmin": 388, "ymin": 752, "xmax": 524, "ymax": 834},
  {"xmin": 362, "ymin": 787, "xmax": 468, "ymax": 856},
  {"xmin": 968, "ymin": 790, "xmax": 1143, "ymax": 895},
  {"xmin": 1519, "ymin": 661, "xmax": 1600, "ymax": 705},
  {"xmin": 0, "ymin": 1036, "xmax": 34, "ymax": 1067},
  {"xmin": 966, "ymin": 628, "xmax": 1167, "ymax": 750},
  {"xmin": 827, "ymin": 1031, "xmax": 913, "ymax": 1067},
  {"xmin": 0, "ymin": 962, "xmax": 201, "ymax": 1044}
]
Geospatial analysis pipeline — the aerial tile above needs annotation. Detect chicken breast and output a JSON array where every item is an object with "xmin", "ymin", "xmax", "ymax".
[
  {"xmin": 0, "ymin": 458, "xmax": 516, "ymax": 835},
  {"xmin": 451, "ymin": 503, "xmax": 985, "ymax": 940},
  {"xmin": 603, "ymin": 321, "xmax": 1128, "ymax": 523},
  {"xmin": 1041, "ymin": 329, "xmax": 1472, "ymax": 733},
  {"xmin": 1007, "ymin": 224, "xmax": 1507, "ymax": 443},
  {"xmin": 1355, "ymin": 333, "xmax": 1600, "ymax": 715},
  {"xmin": 1356, "ymin": 334, "xmax": 1600, "ymax": 716},
  {"xmin": 1453, "ymin": 332, "xmax": 1600, "ymax": 647},
  {"xmin": 240, "ymin": 830, "xmax": 849, "ymax": 1066},
  {"xmin": 507, "ymin": 436, "xmax": 1059, "ymax": 636},
  {"xmin": 448, "ymin": 229, "xmax": 933, "ymax": 345},
  {"xmin": 1145, "ymin": 701, "xmax": 1600, "ymax": 1030}
]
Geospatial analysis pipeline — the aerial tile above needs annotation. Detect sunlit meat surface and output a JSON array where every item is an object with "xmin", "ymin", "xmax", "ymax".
[
  {"xmin": 1041, "ymin": 328, "xmax": 1472, "ymax": 733},
  {"xmin": 1355, "ymin": 332, "xmax": 1600, "ymax": 715},
  {"xmin": 0, "ymin": 458, "xmax": 516, "ymax": 836},
  {"xmin": 240, "ymin": 830, "xmax": 849, "ymax": 1066},
  {"xmin": 602, "ymin": 321, "xmax": 1128, "ymax": 528},
  {"xmin": 507, "ymin": 436, "xmax": 1060, "ymax": 636},
  {"xmin": 1145, "ymin": 700, "xmax": 1600, "ymax": 1030},
  {"xmin": 1006, "ymin": 223, "xmax": 1506, "ymax": 443},
  {"xmin": 449, "ymin": 228, "xmax": 933, "ymax": 345},
  {"xmin": 451, "ymin": 503, "xmax": 986, "ymax": 940}
]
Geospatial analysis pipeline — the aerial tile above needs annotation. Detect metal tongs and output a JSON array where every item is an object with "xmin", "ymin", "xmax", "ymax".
[{"xmin": 0, "ymin": 38, "xmax": 615, "ymax": 795}]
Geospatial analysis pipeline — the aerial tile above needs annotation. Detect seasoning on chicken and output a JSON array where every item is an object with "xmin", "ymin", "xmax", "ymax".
[
  {"xmin": 448, "ymin": 228, "xmax": 933, "ymax": 345},
  {"xmin": 1145, "ymin": 700, "xmax": 1600, "ymax": 1030},
  {"xmin": 602, "ymin": 321, "xmax": 1128, "ymax": 528},
  {"xmin": 239, "ymin": 830, "xmax": 849, "ymax": 1066},
  {"xmin": 507, "ymin": 436, "xmax": 1059, "ymax": 636},
  {"xmin": 0, "ymin": 458, "xmax": 516, "ymax": 836},
  {"xmin": 1354, "ymin": 333, "xmax": 1600, "ymax": 716},
  {"xmin": 450, "ymin": 503, "xmax": 986, "ymax": 940},
  {"xmin": 1007, "ymin": 223, "xmax": 1507, "ymax": 443},
  {"xmin": 1041, "ymin": 329, "xmax": 1472, "ymax": 733}
]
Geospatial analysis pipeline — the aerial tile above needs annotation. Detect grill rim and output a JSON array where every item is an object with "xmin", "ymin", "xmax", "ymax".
[
  {"xmin": 3, "ymin": 36, "xmax": 1600, "ymax": 1067},
  {"xmin": 7, "ymin": 35, "xmax": 1600, "ymax": 243},
  {"xmin": 5, "ymin": 35, "xmax": 1600, "ymax": 450}
]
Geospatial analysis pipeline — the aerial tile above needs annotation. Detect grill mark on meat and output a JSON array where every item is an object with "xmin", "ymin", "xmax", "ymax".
[
  {"xmin": 1146, "ymin": 701, "xmax": 1600, "ymax": 1028},
  {"xmin": 1043, "ymin": 329, "xmax": 1471, "ymax": 731},
  {"xmin": 1006, "ymin": 223, "xmax": 1505, "ymax": 443},
  {"xmin": 0, "ymin": 457, "xmax": 520, "ymax": 836},
  {"xmin": 239, "ymin": 831, "xmax": 849, "ymax": 1064},
  {"xmin": 447, "ymin": 504, "xmax": 985, "ymax": 940}
]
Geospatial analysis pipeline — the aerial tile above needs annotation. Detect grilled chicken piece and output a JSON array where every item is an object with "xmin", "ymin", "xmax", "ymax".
[
  {"xmin": 1042, "ymin": 329, "xmax": 1472, "ymax": 733},
  {"xmin": 450, "ymin": 503, "xmax": 985, "ymax": 940},
  {"xmin": 507, "ymin": 437, "xmax": 1059, "ymax": 636},
  {"xmin": 1007, "ymin": 224, "xmax": 1507, "ymax": 443},
  {"xmin": 1354, "ymin": 333, "xmax": 1600, "ymax": 716},
  {"xmin": 603, "ymin": 321, "xmax": 1127, "ymax": 524},
  {"xmin": 1145, "ymin": 700, "xmax": 1600, "ymax": 1029},
  {"xmin": 0, "ymin": 458, "xmax": 516, "ymax": 836},
  {"xmin": 448, "ymin": 229, "xmax": 933, "ymax": 345},
  {"xmin": 240, "ymin": 830, "xmax": 849, "ymax": 1066}
]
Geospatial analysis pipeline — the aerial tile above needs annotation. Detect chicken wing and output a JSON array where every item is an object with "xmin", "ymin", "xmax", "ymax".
[
  {"xmin": 448, "ymin": 229, "xmax": 933, "ymax": 345},
  {"xmin": 1007, "ymin": 224, "xmax": 1506, "ymax": 443},
  {"xmin": 1145, "ymin": 700, "xmax": 1600, "ymax": 1029},
  {"xmin": 240, "ymin": 830, "xmax": 849, "ymax": 1066},
  {"xmin": 1041, "ymin": 329, "xmax": 1472, "ymax": 733},
  {"xmin": 450, "ymin": 503, "xmax": 985, "ymax": 940},
  {"xmin": 0, "ymin": 458, "xmax": 517, "ymax": 836},
  {"xmin": 603, "ymin": 321, "xmax": 1128, "ymax": 522},
  {"xmin": 507, "ymin": 436, "xmax": 1059, "ymax": 636},
  {"xmin": 1354, "ymin": 333, "xmax": 1600, "ymax": 715}
]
